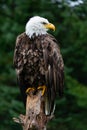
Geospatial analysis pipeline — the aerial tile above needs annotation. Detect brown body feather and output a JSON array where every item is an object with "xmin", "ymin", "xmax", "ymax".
[{"xmin": 13, "ymin": 32, "xmax": 64, "ymax": 115}]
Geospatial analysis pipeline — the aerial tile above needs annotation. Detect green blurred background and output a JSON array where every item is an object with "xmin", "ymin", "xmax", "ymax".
[{"xmin": 0, "ymin": 0, "xmax": 87, "ymax": 130}]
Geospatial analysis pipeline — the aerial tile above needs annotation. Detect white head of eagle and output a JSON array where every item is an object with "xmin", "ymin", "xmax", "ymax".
[{"xmin": 25, "ymin": 16, "xmax": 55, "ymax": 38}]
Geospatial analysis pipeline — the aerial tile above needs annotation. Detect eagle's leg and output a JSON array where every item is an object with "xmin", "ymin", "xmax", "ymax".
[
  {"xmin": 37, "ymin": 85, "xmax": 47, "ymax": 96},
  {"xmin": 26, "ymin": 87, "xmax": 35, "ymax": 94}
]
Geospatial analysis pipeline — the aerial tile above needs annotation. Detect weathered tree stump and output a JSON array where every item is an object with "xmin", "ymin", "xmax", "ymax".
[{"xmin": 13, "ymin": 90, "xmax": 54, "ymax": 130}]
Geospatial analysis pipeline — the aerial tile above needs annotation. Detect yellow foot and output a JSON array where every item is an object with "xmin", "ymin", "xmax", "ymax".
[
  {"xmin": 37, "ymin": 85, "xmax": 47, "ymax": 96},
  {"xmin": 26, "ymin": 87, "xmax": 35, "ymax": 94}
]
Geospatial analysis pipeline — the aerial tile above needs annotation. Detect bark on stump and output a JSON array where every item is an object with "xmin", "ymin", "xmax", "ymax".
[{"xmin": 13, "ymin": 90, "xmax": 53, "ymax": 130}]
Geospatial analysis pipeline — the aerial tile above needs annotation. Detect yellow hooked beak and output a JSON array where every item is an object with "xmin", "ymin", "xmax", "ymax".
[{"xmin": 44, "ymin": 23, "xmax": 55, "ymax": 31}]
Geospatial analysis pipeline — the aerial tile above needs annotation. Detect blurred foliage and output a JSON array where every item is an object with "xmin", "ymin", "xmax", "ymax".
[{"xmin": 0, "ymin": 0, "xmax": 87, "ymax": 130}]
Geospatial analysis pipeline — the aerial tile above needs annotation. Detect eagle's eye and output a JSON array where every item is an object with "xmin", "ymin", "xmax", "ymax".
[{"xmin": 42, "ymin": 22, "xmax": 47, "ymax": 25}]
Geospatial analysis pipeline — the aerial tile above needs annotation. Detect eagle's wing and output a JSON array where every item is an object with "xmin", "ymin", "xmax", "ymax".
[
  {"xmin": 43, "ymin": 34, "xmax": 64, "ymax": 115},
  {"xmin": 13, "ymin": 33, "xmax": 26, "ymax": 74},
  {"xmin": 13, "ymin": 33, "xmax": 29, "ymax": 104}
]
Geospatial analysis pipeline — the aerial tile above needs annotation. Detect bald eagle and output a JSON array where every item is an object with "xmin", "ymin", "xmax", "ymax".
[{"xmin": 13, "ymin": 16, "xmax": 64, "ymax": 115}]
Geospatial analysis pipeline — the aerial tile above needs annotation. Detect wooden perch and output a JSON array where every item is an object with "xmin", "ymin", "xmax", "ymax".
[{"xmin": 13, "ymin": 90, "xmax": 54, "ymax": 130}]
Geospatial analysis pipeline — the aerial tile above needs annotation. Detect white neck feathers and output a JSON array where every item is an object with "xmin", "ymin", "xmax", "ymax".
[{"xmin": 25, "ymin": 22, "xmax": 47, "ymax": 38}]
